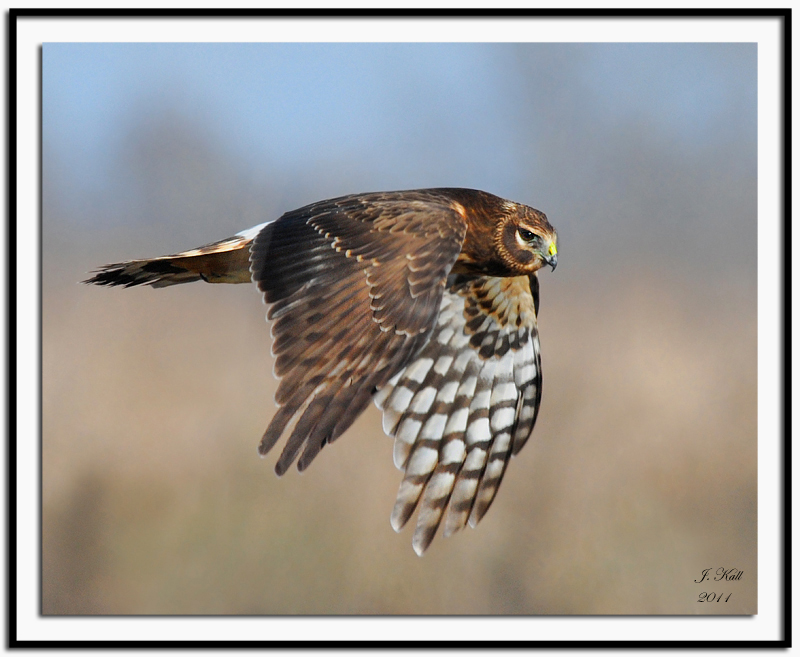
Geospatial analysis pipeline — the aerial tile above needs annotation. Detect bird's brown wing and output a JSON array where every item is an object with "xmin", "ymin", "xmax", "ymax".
[
  {"xmin": 374, "ymin": 273, "xmax": 542, "ymax": 554},
  {"xmin": 249, "ymin": 191, "xmax": 468, "ymax": 476}
]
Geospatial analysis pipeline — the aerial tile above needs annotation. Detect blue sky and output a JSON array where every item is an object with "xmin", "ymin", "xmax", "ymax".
[
  {"xmin": 43, "ymin": 42, "xmax": 757, "ymax": 278},
  {"xmin": 43, "ymin": 42, "xmax": 755, "ymax": 193}
]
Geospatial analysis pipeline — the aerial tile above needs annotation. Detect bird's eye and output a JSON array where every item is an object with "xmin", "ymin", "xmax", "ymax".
[{"xmin": 518, "ymin": 228, "xmax": 537, "ymax": 242}]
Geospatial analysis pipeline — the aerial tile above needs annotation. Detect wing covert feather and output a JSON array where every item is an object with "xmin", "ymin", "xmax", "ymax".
[{"xmin": 249, "ymin": 191, "xmax": 468, "ymax": 476}]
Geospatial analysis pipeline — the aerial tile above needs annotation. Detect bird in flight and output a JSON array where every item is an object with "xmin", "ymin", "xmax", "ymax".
[{"xmin": 86, "ymin": 188, "xmax": 558, "ymax": 555}]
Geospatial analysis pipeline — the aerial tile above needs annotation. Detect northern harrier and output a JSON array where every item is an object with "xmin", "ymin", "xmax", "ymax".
[{"xmin": 86, "ymin": 188, "xmax": 558, "ymax": 555}]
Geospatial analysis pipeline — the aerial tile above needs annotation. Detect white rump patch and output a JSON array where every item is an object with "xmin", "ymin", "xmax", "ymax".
[{"xmin": 236, "ymin": 221, "xmax": 272, "ymax": 240}]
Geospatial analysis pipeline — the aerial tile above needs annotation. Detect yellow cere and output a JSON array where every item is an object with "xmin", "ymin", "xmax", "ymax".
[{"xmin": 548, "ymin": 241, "xmax": 557, "ymax": 257}]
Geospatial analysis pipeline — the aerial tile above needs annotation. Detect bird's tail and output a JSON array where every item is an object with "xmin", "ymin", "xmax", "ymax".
[{"xmin": 83, "ymin": 230, "xmax": 258, "ymax": 288}]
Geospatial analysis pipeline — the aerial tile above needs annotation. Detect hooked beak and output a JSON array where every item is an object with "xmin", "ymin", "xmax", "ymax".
[{"xmin": 544, "ymin": 240, "xmax": 558, "ymax": 271}]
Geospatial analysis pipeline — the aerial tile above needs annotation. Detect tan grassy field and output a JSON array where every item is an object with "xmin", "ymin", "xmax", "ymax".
[{"xmin": 42, "ymin": 262, "xmax": 756, "ymax": 615}]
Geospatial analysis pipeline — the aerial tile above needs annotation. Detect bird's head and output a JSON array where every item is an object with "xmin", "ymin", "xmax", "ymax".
[{"xmin": 494, "ymin": 203, "xmax": 558, "ymax": 275}]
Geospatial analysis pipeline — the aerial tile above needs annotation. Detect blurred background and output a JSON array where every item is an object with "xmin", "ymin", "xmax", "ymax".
[{"xmin": 42, "ymin": 41, "xmax": 757, "ymax": 615}]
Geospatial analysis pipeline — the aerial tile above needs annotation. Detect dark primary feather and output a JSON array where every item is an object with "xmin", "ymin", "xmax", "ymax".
[{"xmin": 249, "ymin": 190, "xmax": 468, "ymax": 476}]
